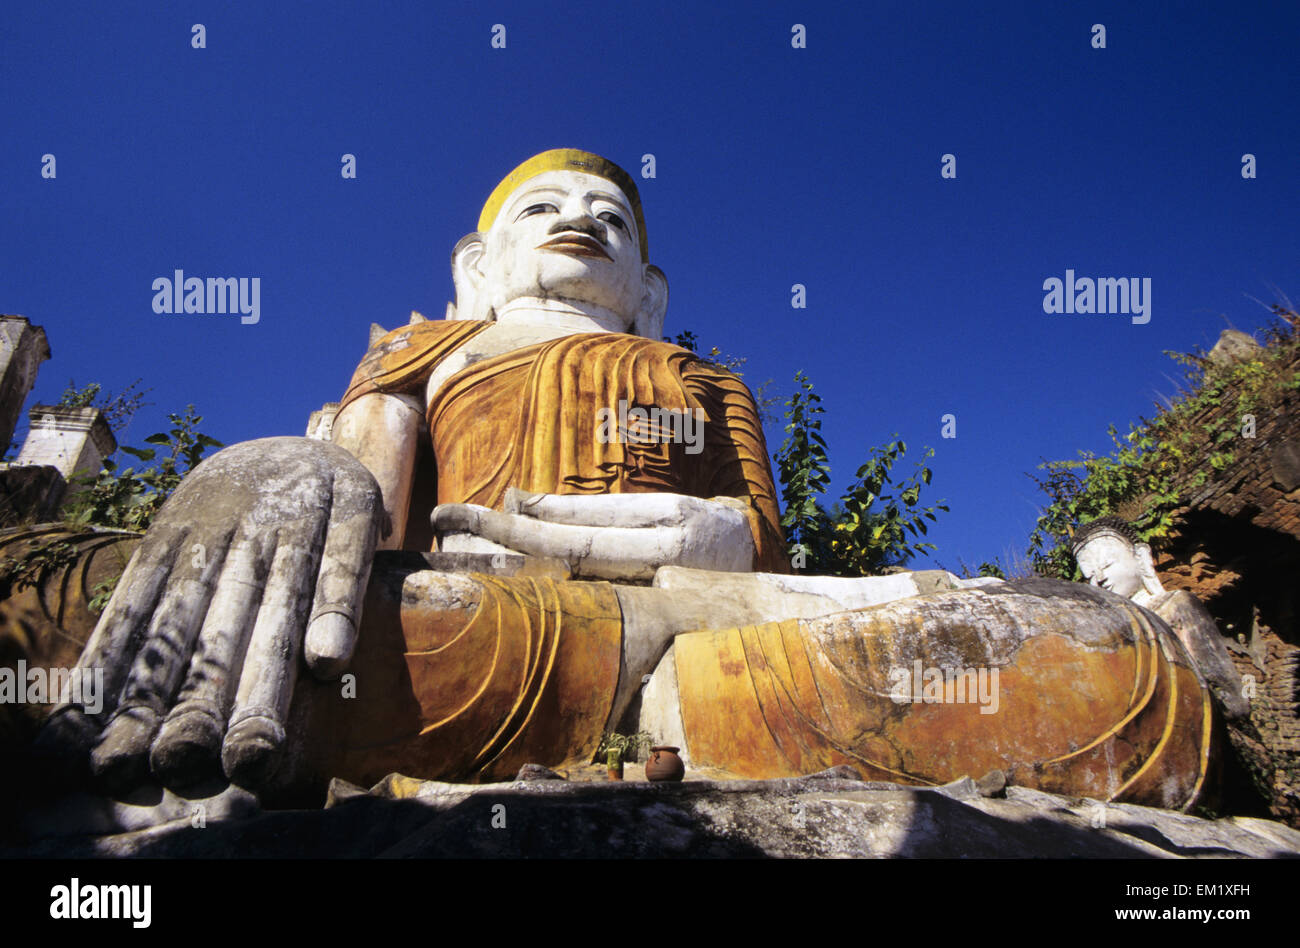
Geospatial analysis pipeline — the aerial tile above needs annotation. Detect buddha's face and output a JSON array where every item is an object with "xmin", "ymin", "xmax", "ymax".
[
  {"xmin": 477, "ymin": 169, "xmax": 645, "ymax": 326},
  {"xmin": 1075, "ymin": 534, "xmax": 1144, "ymax": 599}
]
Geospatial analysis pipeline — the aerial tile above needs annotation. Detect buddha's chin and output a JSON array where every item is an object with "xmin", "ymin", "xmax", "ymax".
[
  {"xmin": 532, "ymin": 276, "xmax": 634, "ymax": 315},
  {"xmin": 534, "ymin": 256, "xmax": 605, "ymax": 287}
]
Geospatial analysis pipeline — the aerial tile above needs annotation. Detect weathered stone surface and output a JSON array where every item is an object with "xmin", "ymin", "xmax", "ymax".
[
  {"xmin": 31, "ymin": 437, "xmax": 385, "ymax": 797},
  {"xmin": 0, "ymin": 315, "xmax": 50, "ymax": 454},
  {"xmin": 0, "ymin": 525, "xmax": 141, "ymax": 750},
  {"xmin": 15, "ymin": 405, "xmax": 115, "ymax": 483},
  {"xmin": 0, "ymin": 464, "xmax": 65, "ymax": 526},
  {"xmin": 634, "ymin": 568, "xmax": 999, "ymax": 768},
  {"xmin": 514, "ymin": 763, "xmax": 566, "ymax": 781},
  {"xmin": 1270, "ymin": 440, "xmax": 1300, "ymax": 492},
  {"xmin": 1003, "ymin": 786, "xmax": 1300, "ymax": 858},
  {"xmin": 304, "ymin": 401, "xmax": 340, "ymax": 442},
  {"xmin": 1207, "ymin": 328, "xmax": 1264, "ymax": 369},
  {"xmin": 669, "ymin": 579, "xmax": 1214, "ymax": 811},
  {"xmin": 976, "ymin": 769, "xmax": 1007, "ymax": 797},
  {"xmin": 371, "ymin": 549, "xmax": 570, "ymax": 580},
  {"xmin": 7, "ymin": 772, "xmax": 1298, "ymax": 859},
  {"xmin": 436, "ymin": 490, "xmax": 759, "ymax": 581},
  {"xmin": 650, "ymin": 565, "xmax": 980, "ymax": 618},
  {"xmin": 12, "ymin": 781, "xmax": 258, "ymax": 841},
  {"xmin": 1147, "ymin": 589, "xmax": 1250, "ymax": 719}
]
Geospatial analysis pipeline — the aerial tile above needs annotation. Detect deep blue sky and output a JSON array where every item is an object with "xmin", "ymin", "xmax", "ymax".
[{"xmin": 3, "ymin": 1, "xmax": 1297, "ymax": 570}]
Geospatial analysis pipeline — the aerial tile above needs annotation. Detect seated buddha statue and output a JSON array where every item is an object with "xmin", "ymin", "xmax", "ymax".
[{"xmin": 36, "ymin": 150, "xmax": 1218, "ymax": 813}]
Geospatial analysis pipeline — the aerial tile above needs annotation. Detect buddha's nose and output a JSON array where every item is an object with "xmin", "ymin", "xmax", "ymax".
[{"xmin": 551, "ymin": 208, "xmax": 607, "ymax": 244}]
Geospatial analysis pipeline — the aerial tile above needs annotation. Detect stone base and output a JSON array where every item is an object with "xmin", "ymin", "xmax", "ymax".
[{"xmin": 7, "ymin": 769, "xmax": 1300, "ymax": 858}]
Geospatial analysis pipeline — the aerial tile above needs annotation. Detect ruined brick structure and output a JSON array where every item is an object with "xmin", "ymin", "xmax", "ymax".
[{"xmin": 1150, "ymin": 330, "xmax": 1300, "ymax": 825}]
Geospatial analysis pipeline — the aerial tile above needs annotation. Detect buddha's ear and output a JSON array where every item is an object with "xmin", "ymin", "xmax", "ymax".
[
  {"xmin": 1135, "ymin": 543, "xmax": 1165, "ymax": 593},
  {"xmin": 632, "ymin": 264, "xmax": 668, "ymax": 339},
  {"xmin": 451, "ymin": 232, "xmax": 492, "ymax": 321}
]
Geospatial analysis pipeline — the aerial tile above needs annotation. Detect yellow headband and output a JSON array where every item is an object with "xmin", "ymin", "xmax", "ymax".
[{"xmin": 477, "ymin": 149, "xmax": 649, "ymax": 263}]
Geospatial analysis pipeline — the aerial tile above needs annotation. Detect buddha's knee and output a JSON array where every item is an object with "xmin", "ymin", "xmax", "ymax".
[{"xmin": 356, "ymin": 567, "xmax": 485, "ymax": 657}]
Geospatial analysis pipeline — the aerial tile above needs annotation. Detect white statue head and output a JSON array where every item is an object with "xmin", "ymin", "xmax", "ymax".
[
  {"xmin": 449, "ymin": 149, "xmax": 668, "ymax": 339},
  {"xmin": 1072, "ymin": 516, "xmax": 1165, "ymax": 602}
]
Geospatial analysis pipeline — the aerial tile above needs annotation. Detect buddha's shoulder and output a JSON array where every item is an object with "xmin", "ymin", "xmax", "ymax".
[
  {"xmin": 371, "ymin": 318, "xmax": 490, "ymax": 352},
  {"xmin": 354, "ymin": 319, "xmax": 490, "ymax": 368},
  {"xmin": 557, "ymin": 331, "xmax": 727, "ymax": 364}
]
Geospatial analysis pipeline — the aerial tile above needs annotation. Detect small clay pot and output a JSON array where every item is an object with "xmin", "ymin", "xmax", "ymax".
[
  {"xmin": 606, "ymin": 748, "xmax": 623, "ymax": 781},
  {"xmin": 645, "ymin": 746, "xmax": 685, "ymax": 782}
]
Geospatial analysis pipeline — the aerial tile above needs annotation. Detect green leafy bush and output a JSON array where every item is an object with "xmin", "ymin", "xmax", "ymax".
[
  {"xmin": 0, "ymin": 404, "xmax": 223, "ymax": 611},
  {"xmin": 63, "ymin": 405, "xmax": 222, "ymax": 534},
  {"xmin": 1027, "ymin": 306, "xmax": 1299, "ymax": 578},
  {"xmin": 775, "ymin": 371, "xmax": 948, "ymax": 576}
]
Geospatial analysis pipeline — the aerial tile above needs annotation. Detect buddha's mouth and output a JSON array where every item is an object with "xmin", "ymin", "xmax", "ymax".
[{"xmin": 538, "ymin": 233, "xmax": 611, "ymax": 260}]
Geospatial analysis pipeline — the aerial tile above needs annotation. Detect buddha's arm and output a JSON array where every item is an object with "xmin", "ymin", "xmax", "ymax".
[
  {"xmin": 430, "ymin": 347, "xmax": 788, "ymax": 579},
  {"xmin": 434, "ymin": 490, "xmax": 757, "ymax": 581},
  {"xmin": 686, "ymin": 361, "xmax": 789, "ymax": 573},
  {"xmin": 331, "ymin": 392, "xmax": 423, "ymax": 551}
]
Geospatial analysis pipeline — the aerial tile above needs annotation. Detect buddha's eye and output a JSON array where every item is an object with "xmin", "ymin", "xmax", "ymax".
[
  {"xmin": 517, "ymin": 203, "xmax": 556, "ymax": 220},
  {"xmin": 597, "ymin": 211, "xmax": 627, "ymax": 232}
]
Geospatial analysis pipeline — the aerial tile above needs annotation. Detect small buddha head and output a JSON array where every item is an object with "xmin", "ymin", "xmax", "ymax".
[
  {"xmin": 1071, "ymin": 516, "xmax": 1164, "ymax": 601},
  {"xmin": 450, "ymin": 149, "xmax": 668, "ymax": 338}
]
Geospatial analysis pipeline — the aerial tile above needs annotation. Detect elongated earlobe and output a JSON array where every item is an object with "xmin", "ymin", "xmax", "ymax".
[
  {"xmin": 632, "ymin": 264, "xmax": 668, "ymax": 339},
  {"xmin": 1135, "ymin": 543, "xmax": 1166, "ymax": 595},
  {"xmin": 451, "ymin": 233, "xmax": 493, "ymax": 321}
]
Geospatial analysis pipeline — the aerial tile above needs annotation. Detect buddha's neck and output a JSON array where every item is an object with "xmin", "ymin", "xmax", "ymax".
[{"xmin": 494, "ymin": 298, "xmax": 631, "ymax": 334}]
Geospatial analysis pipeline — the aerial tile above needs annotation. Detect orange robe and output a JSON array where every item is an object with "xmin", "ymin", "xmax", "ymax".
[
  {"xmin": 340, "ymin": 320, "xmax": 787, "ymax": 572},
  {"xmin": 305, "ymin": 321, "xmax": 788, "ymax": 786},
  {"xmin": 672, "ymin": 583, "xmax": 1213, "ymax": 810},
  {"xmin": 312, "ymin": 323, "xmax": 1213, "ymax": 811},
  {"xmin": 306, "ymin": 572, "xmax": 626, "ymax": 786}
]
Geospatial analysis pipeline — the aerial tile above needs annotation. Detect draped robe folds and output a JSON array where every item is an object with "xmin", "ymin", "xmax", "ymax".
[
  {"xmin": 312, "ymin": 320, "xmax": 787, "ymax": 785},
  {"xmin": 339, "ymin": 320, "xmax": 787, "ymax": 571},
  {"xmin": 672, "ymin": 581, "xmax": 1214, "ymax": 810},
  {"xmin": 309, "ymin": 321, "xmax": 1214, "ymax": 809},
  {"xmin": 311, "ymin": 572, "xmax": 627, "ymax": 785}
]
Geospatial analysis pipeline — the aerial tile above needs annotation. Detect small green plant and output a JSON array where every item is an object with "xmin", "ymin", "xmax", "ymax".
[
  {"xmin": 87, "ymin": 576, "xmax": 120, "ymax": 614},
  {"xmin": 775, "ymin": 371, "xmax": 831, "ymax": 568},
  {"xmin": 56, "ymin": 378, "xmax": 150, "ymax": 432},
  {"xmin": 0, "ymin": 540, "xmax": 77, "ymax": 598},
  {"xmin": 56, "ymin": 382, "xmax": 101, "ymax": 409},
  {"xmin": 822, "ymin": 438, "xmax": 946, "ymax": 576},
  {"xmin": 666, "ymin": 329, "xmax": 779, "ymax": 424},
  {"xmin": 595, "ymin": 731, "xmax": 652, "ymax": 764},
  {"xmin": 0, "ymin": 402, "xmax": 221, "ymax": 611}
]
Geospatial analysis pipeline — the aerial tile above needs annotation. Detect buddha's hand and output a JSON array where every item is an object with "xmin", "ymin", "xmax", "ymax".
[
  {"xmin": 36, "ymin": 437, "xmax": 383, "ymax": 795},
  {"xmin": 432, "ymin": 489, "xmax": 757, "ymax": 581}
]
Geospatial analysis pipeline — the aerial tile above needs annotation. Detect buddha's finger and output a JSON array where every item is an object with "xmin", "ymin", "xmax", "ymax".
[
  {"xmin": 34, "ymin": 525, "xmax": 187, "ymax": 777},
  {"xmin": 502, "ymin": 488, "xmax": 704, "ymax": 528},
  {"xmin": 90, "ymin": 527, "xmax": 230, "ymax": 792},
  {"xmin": 150, "ymin": 526, "xmax": 272, "ymax": 789},
  {"xmin": 222, "ymin": 519, "xmax": 323, "ymax": 790},
  {"xmin": 303, "ymin": 467, "xmax": 383, "ymax": 680},
  {"xmin": 56, "ymin": 523, "xmax": 189, "ymax": 717},
  {"xmin": 430, "ymin": 502, "xmax": 493, "ymax": 536}
]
